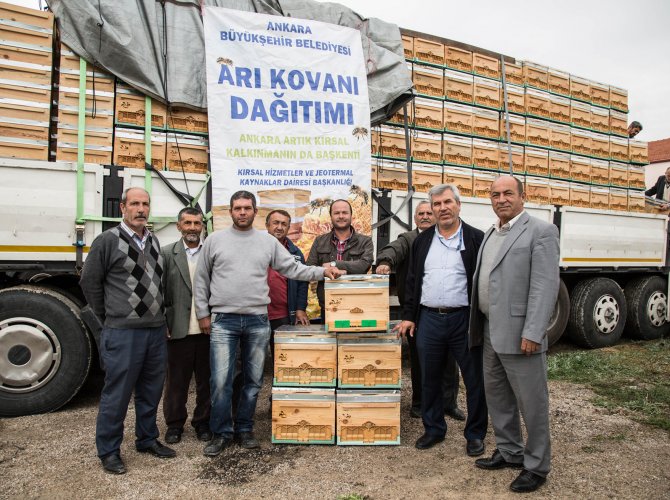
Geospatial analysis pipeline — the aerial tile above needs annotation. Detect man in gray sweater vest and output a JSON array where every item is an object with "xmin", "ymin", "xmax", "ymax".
[
  {"xmin": 80, "ymin": 187, "xmax": 175, "ymax": 475},
  {"xmin": 194, "ymin": 190, "xmax": 343, "ymax": 456}
]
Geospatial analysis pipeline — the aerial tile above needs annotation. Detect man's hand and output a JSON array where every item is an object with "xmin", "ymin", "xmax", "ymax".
[
  {"xmin": 393, "ymin": 320, "xmax": 416, "ymax": 339},
  {"xmin": 375, "ymin": 264, "xmax": 391, "ymax": 275},
  {"xmin": 520, "ymin": 338, "xmax": 540, "ymax": 355},
  {"xmin": 198, "ymin": 316, "xmax": 211, "ymax": 335},
  {"xmin": 322, "ymin": 262, "xmax": 333, "ymax": 268},
  {"xmin": 324, "ymin": 267, "xmax": 345, "ymax": 279},
  {"xmin": 295, "ymin": 310, "xmax": 310, "ymax": 325}
]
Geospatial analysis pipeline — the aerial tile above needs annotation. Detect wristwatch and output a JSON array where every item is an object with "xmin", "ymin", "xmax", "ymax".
[{"xmin": 330, "ymin": 261, "xmax": 337, "ymax": 267}]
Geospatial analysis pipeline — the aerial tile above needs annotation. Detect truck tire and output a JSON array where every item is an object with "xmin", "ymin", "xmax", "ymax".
[
  {"xmin": 0, "ymin": 286, "xmax": 92, "ymax": 417},
  {"xmin": 547, "ymin": 279, "xmax": 569, "ymax": 347},
  {"xmin": 567, "ymin": 278, "xmax": 626, "ymax": 349},
  {"xmin": 624, "ymin": 276, "xmax": 670, "ymax": 340}
]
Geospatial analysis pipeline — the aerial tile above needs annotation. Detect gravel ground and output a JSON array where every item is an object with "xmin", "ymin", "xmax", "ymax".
[{"xmin": 1, "ymin": 348, "xmax": 669, "ymax": 500}]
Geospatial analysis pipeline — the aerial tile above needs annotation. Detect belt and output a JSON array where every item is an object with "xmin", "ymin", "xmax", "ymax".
[{"xmin": 422, "ymin": 305, "xmax": 468, "ymax": 314}]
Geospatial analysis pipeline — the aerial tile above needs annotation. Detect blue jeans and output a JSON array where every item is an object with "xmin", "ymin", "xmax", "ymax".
[{"xmin": 209, "ymin": 313, "xmax": 270, "ymax": 438}]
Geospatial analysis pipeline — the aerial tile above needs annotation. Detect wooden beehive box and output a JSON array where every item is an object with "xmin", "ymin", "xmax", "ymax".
[
  {"xmin": 443, "ymin": 165, "xmax": 474, "ymax": 196},
  {"xmin": 609, "ymin": 188, "xmax": 628, "ymax": 212},
  {"xmin": 412, "ymin": 64, "xmax": 444, "ymax": 98},
  {"xmin": 590, "ymin": 158, "xmax": 610, "ymax": 185},
  {"xmin": 444, "ymin": 102, "xmax": 473, "ymax": 135},
  {"xmin": 371, "ymin": 162, "xmax": 378, "ymax": 189},
  {"xmin": 549, "ymin": 94, "xmax": 571, "ymax": 124},
  {"xmin": 444, "ymin": 69, "xmax": 473, "ymax": 104},
  {"xmin": 590, "ymin": 132, "xmax": 610, "ymax": 160},
  {"xmin": 609, "ymin": 85, "xmax": 628, "ymax": 112},
  {"xmin": 387, "ymin": 103, "xmax": 413, "ymax": 127},
  {"xmin": 525, "ymin": 177, "xmax": 551, "ymax": 205},
  {"xmin": 570, "ymin": 75, "xmax": 591, "ymax": 102},
  {"xmin": 115, "ymin": 82, "xmax": 167, "ymax": 129},
  {"xmin": 571, "ymin": 128, "xmax": 592, "ymax": 156},
  {"xmin": 165, "ymin": 132, "xmax": 209, "ymax": 174},
  {"xmin": 525, "ymin": 118, "xmax": 550, "ymax": 148},
  {"xmin": 501, "ymin": 114, "xmax": 526, "ymax": 144},
  {"xmin": 609, "ymin": 136, "xmax": 629, "ymax": 162},
  {"xmin": 525, "ymin": 88, "xmax": 551, "ymax": 119},
  {"xmin": 412, "ymin": 164, "xmax": 443, "ymax": 193},
  {"xmin": 590, "ymin": 186, "xmax": 610, "ymax": 211},
  {"xmin": 590, "ymin": 81, "xmax": 610, "ymax": 107},
  {"xmin": 376, "ymin": 159, "xmax": 409, "ymax": 191},
  {"xmin": 273, "ymin": 325, "xmax": 336, "ymax": 387},
  {"xmin": 609, "ymin": 110, "xmax": 628, "ymax": 137},
  {"xmin": 570, "ymin": 100, "xmax": 591, "ymax": 129},
  {"xmin": 473, "ymin": 52, "xmax": 500, "ymax": 79},
  {"xmin": 549, "ymin": 179, "xmax": 571, "ymax": 205},
  {"xmin": 443, "ymin": 134, "xmax": 473, "ymax": 167},
  {"xmin": 498, "ymin": 143, "xmax": 525, "ymax": 175},
  {"xmin": 372, "ymin": 126, "xmax": 407, "ymax": 160},
  {"xmin": 337, "ymin": 335, "xmax": 401, "ymax": 388},
  {"xmin": 401, "ymin": 34, "xmax": 414, "ymax": 59},
  {"xmin": 590, "ymin": 105, "xmax": 610, "ymax": 134},
  {"xmin": 414, "ymin": 38, "xmax": 444, "ymax": 66},
  {"xmin": 570, "ymin": 155, "xmax": 591, "ymax": 183},
  {"xmin": 271, "ymin": 388, "xmax": 335, "ymax": 444},
  {"xmin": 472, "ymin": 107, "xmax": 499, "ymax": 140},
  {"xmin": 472, "ymin": 138, "xmax": 500, "ymax": 171},
  {"xmin": 570, "ymin": 182, "xmax": 591, "ymax": 208},
  {"xmin": 609, "ymin": 161, "xmax": 629, "ymax": 188},
  {"xmin": 411, "ymin": 130, "xmax": 442, "ymax": 164},
  {"xmin": 413, "ymin": 97, "xmax": 444, "ymax": 130},
  {"xmin": 336, "ymin": 390, "xmax": 401, "ymax": 446},
  {"xmin": 522, "ymin": 61, "xmax": 548, "ymax": 90},
  {"xmin": 1, "ymin": 2, "xmax": 53, "ymax": 29},
  {"xmin": 473, "ymin": 170, "xmax": 497, "ymax": 198},
  {"xmin": 504, "ymin": 60, "xmax": 524, "ymax": 85},
  {"xmin": 524, "ymin": 147, "xmax": 549, "ymax": 177},
  {"xmin": 325, "ymin": 275, "xmax": 389, "ymax": 332},
  {"xmin": 503, "ymin": 83, "xmax": 525, "ymax": 114},
  {"xmin": 548, "ymin": 67, "xmax": 570, "ymax": 96},
  {"xmin": 113, "ymin": 127, "xmax": 167, "ymax": 169},
  {"xmin": 167, "ymin": 106, "xmax": 208, "ymax": 134},
  {"xmin": 549, "ymin": 151, "xmax": 571, "ymax": 179},
  {"xmin": 628, "ymin": 165, "xmax": 645, "ymax": 190},
  {"xmin": 628, "ymin": 190, "xmax": 645, "ymax": 213},
  {"xmin": 548, "ymin": 122, "xmax": 571, "ymax": 152},
  {"xmin": 0, "ymin": 98, "xmax": 49, "ymax": 140},
  {"xmin": 445, "ymin": 45, "xmax": 473, "ymax": 73},
  {"xmin": 0, "ymin": 80, "xmax": 49, "ymax": 114},
  {"xmin": 629, "ymin": 140, "xmax": 648, "ymax": 164},
  {"xmin": 473, "ymin": 77, "xmax": 500, "ymax": 109}
]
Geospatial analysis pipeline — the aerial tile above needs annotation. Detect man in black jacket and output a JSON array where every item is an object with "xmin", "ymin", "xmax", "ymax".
[
  {"xmin": 395, "ymin": 184, "xmax": 488, "ymax": 458},
  {"xmin": 645, "ymin": 167, "xmax": 670, "ymax": 208}
]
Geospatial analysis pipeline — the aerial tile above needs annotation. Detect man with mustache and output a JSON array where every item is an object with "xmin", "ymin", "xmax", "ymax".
[
  {"xmin": 80, "ymin": 187, "xmax": 174, "ymax": 475},
  {"xmin": 376, "ymin": 201, "xmax": 464, "ymax": 421},
  {"xmin": 161, "ymin": 207, "xmax": 212, "ymax": 445}
]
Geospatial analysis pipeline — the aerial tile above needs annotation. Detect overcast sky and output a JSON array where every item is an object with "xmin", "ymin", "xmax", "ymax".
[{"xmin": 9, "ymin": 0, "xmax": 669, "ymax": 141}]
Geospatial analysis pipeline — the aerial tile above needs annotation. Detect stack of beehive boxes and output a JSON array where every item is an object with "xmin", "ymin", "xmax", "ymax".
[
  {"xmin": 372, "ymin": 33, "xmax": 650, "ymax": 213},
  {"xmin": 271, "ymin": 275, "xmax": 401, "ymax": 446}
]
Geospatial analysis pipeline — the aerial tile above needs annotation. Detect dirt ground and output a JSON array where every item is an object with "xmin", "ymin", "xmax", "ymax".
[{"xmin": 1, "ymin": 346, "xmax": 669, "ymax": 500}]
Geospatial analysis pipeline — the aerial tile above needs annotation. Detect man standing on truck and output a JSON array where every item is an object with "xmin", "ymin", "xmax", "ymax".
[
  {"xmin": 306, "ymin": 199, "xmax": 374, "ymax": 318},
  {"xmin": 394, "ymin": 184, "xmax": 488, "ymax": 458},
  {"xmin": 194, "ymin": 191, "xmax": 343, "ymax": 456},
  {"xmin": 375, "ymin": 201, "xmax": 464, "ymax": 421},
  {"xmin": 160, "ymin": 207, "xmax": 212, "ymax": 445},
  {"xmin": 470, "ymin": 175, "xmax": 559, "ymax": 493},
  {"xmin": 645, "ymin": 166, "xmax": 670, "ymax": 209},
  {"xmin": 80, "ymin": 187, "xmax": 175, "ymax": 475}
]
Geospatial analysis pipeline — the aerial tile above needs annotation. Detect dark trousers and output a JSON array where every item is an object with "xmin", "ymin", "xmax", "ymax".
[
  {"xmin": 416, "ymin": 308, "xmax": 487, "ymax": 441},
  {"xmin": 408, "ymin": 333, "xmax": 460, "ymax": 411},
  {"xmin": 163, "ymin": 334, "xmax": 211, "ymax": 431},
  {"xmin": 96, "ymin": 325, "xmax": 167, "ymax": 458}
]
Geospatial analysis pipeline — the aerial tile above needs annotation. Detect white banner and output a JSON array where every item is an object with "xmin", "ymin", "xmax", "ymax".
[{"xmin": 203, "ymin": 7, "xmax": 371, "ymax": 244}]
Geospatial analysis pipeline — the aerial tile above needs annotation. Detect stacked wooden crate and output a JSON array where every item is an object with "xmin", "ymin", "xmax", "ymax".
[{"xmin": 384, "ymin": 32, "xmax": 651, "ymax": 212}]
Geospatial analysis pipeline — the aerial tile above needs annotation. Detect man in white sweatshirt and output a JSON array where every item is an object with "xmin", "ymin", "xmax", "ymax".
[{"xmin": 194, "ymin": 190, "xmax": 343, "ymax": 456}]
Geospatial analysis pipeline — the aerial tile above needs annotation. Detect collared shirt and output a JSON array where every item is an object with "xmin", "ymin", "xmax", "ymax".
[
  {"xmin": 420, "ymin": 222, "xmax": 469, "ymax": 308},
  {"xmin": 663, "ymin": 183, "xmax": 670, "ymax": 202},
  {"xmin": 495, "ymin": 210, "xmax": 525, "ymax": 233},
  {"xmin": 183, "ymin": 240, "xmax": 203, "ymax": 263},
  {"xmin": 120, "ymin": 221, "xmax": 150, "ymax": 250},
  {"xmin": 331, "ymin": 228, "xmax": 354, "ymax": 261}
]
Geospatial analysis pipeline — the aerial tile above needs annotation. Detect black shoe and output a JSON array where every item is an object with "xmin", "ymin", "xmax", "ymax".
[
  {"xmin": 236, "ymin": 431, "xmax": 260, "ymax": 449},
  {"xmin": 195, "ymin": 425, "xmax": 212, "ymax": 442},
  {"xmin": 445, "ymin": 406, "xmax": 465, "ymax": 421},
  {"xmin": 466, "ymin": 439, "xmax": 485, "ymax": 457},
  {"xmin": 100, "ymin": 453, "xmax": 126, "ymax": 475},
  {"xmin": 415, "ymin": 433, "xmax": 445, "ymax": 450},
  {"xmin": 510, "ymin": 469, "xmax": 547, "ymax": 493},
  {"xmin": 137, "ymin": 440, "xmax": 176, "ymax": 459},
  {"xmin": 165, "ymin": 428, "xmax": 182, "ymax": 444},
  {"xmin": 203, "ymin": 436, "xmax": 233, "ymax": 457},
  {"xmin": 475, "ymin": 449, "xmax": 524, "ymax": 470},
  {"xmin": 410, "ymin": 407, "xmax": 422, "ymax": 419}
]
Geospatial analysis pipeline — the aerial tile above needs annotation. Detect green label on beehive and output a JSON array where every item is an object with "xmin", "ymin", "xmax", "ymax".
[
  {"xmin": 361, "ymin": 320, "xmax": 377, "ymax": 327},
  {"xmin": 334, "ymin": 320, "xmax": 351, "ymax": 328}
]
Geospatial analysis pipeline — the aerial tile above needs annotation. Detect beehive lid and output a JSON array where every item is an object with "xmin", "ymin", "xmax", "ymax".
[
  {"xmin": 337, "ymin": 390, "xmax": 401, "ymax": 402},
  {"xmin": 272, "ymin": 387, "xmax": 335, "ymax": 400},
  {"xmin": 325, "ymin": 274, "xmax": 389, "ymax": 289}
]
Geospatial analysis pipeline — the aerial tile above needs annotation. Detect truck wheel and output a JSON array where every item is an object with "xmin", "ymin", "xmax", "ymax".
[
  {"xmin": 0, "ymin": 286, "xmax": 92, "ymax": 417},
  {"xmin": 567, "ymin": 278, "xmax": 626, "ymax": 348},
  {"xmin": 624, "ymin": 276, "xmax": 670, "ymax": 340},
  {"xmin": 547, "ymin": 279, "xmax": 569, "ymax": 347}
]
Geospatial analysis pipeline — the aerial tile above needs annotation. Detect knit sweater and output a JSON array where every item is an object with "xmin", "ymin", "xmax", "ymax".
[
  {"xmin": 194, "ymin": 227, "xmax": 325, "ymax": 317},
  {"xmin": 477, "ymin": 229, "xmax": 508, "ymax": 318},
  {"xmin": 80, "ymin": 226, "xmax": 165, "ymax": 328}
]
